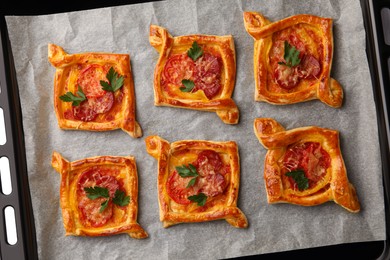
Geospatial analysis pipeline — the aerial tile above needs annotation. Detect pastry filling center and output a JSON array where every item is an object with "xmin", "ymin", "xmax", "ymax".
[
  {"xmin": 162, "ymin": 52, "xmax": 223, "ymax": 99},
  {"xmin": 167, "ymin": 150, "xmax": 229, "ymax": 205},
  {"xmin": 282, "ymin": 142, "xmax": 330, "ymax": 190}
]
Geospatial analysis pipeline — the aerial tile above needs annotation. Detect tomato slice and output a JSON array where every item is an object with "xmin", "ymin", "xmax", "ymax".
[
  {"xmin": 163, "ymin": 54, "xmax": 195, "ymax": 86},
  {"xmin": 77, "ymin": 167, "xmax": 121, "ymax": 228},
  {"xmin": 78, "ymin": 196, "xmax": 113, "ymax": 228},
  {"xmin": 283, "ymin": 142, "xmax": 330, "ymax": 189},
  {"xmin": 77, "ymin": 64, "xmax": 108, "ymax": 98},
  {"xmin": 193, "ymin": 53, "xmax": 222, "ymax": 99},
  {"xmin": 166, "ymin": 171, "xmax": 200, "ymax": 205}
]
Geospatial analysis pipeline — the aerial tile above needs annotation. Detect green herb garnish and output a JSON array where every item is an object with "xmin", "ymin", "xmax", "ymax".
[
  {"xmin": 278, "ymin": 41, "xmax": 301, "ymax": 67},
  {"xmin": 285, "ymin": 169, "xmax": 309, "ymax": 191},
  {"xmin": 188, "ymin": 193, "xmax": 207, "ymax": 206},
  {"xmin": 84, "ymin": 186, "xmax": 130, "ymax": 212},
  {"xmin": 59, "ymin": 86, "xmax": 86, "ymax": 106},
  {"xmin": 176, "ymin": 164, "xmax": 198, "ymax": 177},
  {"xmin": 112, "ymin": 189, "xmax": 131, "ymax": 207},
  {"xmin": 84, "ymin": 186, "xmax": 109, "ymax": 200},
  {"xmin": 176, "ymin": 164, "xmax": 199, "ymax": 188},
  {"xmin": 100, "ymin": 199, "xmax": 109, "ymax": 213},
  {"xmin": 100, "ymin": 67, "xmax": 125, "ymax": 92},
  {"xmin": 180, "ymin": 79, "xmax": 195, "ymax": 93},
  {"xmin": 187, "ymin": 41, "xmax": 203, "ymax": 61}
]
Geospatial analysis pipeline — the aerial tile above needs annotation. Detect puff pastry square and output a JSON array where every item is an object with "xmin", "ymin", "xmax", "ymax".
[
  {"xmin": 149, "ymin": 25, "xmax": 239, "ymax": 124},
  {"xmin": 243, "ymin": 12, "xmax": 343, "ymax": 107},
  {"xmin": 48, "ymin": 44, "xmax": 142, "ymax": 138},
  {"xmin": 51, "ymin": 152, "xmax": 148, "ymax": 238},
  {"xmin": 254, "ymin": 118, "xmax": 360, "ymax": 212},
  {"xmin": 145, "ymin": 135, "xmax": 248, "ymax": 228}
]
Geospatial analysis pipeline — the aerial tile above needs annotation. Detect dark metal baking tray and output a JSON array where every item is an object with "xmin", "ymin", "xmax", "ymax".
[{"xmin": 0, "ymin": 0, "xmax": 389, "ymax": 259}]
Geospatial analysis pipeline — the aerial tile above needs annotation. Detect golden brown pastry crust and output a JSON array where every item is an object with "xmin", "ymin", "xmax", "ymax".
[
  {"xmin": 149, "ymin": 25, "xmax": 239, "ymax": 124},
  {"xmin": 145, "ymin": 135, "xmax": 248, "ymax": 228},
  {"xmin": 51, "ymin": 152, "xmax": 148, "ymax": 238},
  {"xmin": 254, "ymin": 118, "xmax": 360, "ymax": 213},
  {"xmin": 243, "ymin": 12, "xmax": 343, "ymax": 107},
  {"xmin": 48, "ymin": 44, "xmax": 142, "ymax": 137}
]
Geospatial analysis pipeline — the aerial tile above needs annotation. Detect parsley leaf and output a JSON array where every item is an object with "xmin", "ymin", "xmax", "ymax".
[
  {"xmin": 176, "ymin": 164, "xmax": 199, "ymax": 188},
  {"xmin": 100, "ymin": 199, "xmax": 109, "ymax": 213},
  {"xmin": 188, "ymin": 193, "xmax": 207, "ymax": 206},
  {"xmin": 84, "ymin": 186, "xmax": 130, "ymax": 212},
  {"xmin": 285, "ymin": 169, "xmax": 309, "ymax": 191},
  {"xmin": 278, "ymin": 41, "xmax": 301, "ymax": 67},
  {"xmin": 100, "ymin": 67, "xmax": 125, "ymax": 92},
  {"xmin": 187, "ymin": 41, "xmax": 203, "ymax": 61},
  {"xmin": 59, "ymin": 86, "xmax": 87, "ymax": 106},
  {"xmin": 176, "ymin": 164, "xmax": 198, "ymax": 177},
  {"xmin": 180, "ymin": 79, "xmax": 195, "ymax": 92},
  {"xmin": 84, "ymin": 186, "xmax": 109, "ymax": 200},
  {"xmin": 187, "ymin": 177, "xmax": 197, "ymax": 188},
  {"xmin": 112, "ymin": 189, "xmax": 130, "ymax": 207}
]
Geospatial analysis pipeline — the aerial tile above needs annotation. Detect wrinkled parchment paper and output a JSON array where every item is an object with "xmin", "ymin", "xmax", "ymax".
[{"xmin": 5, "ymin": 0, "xmax": 386, "ymax": 259}]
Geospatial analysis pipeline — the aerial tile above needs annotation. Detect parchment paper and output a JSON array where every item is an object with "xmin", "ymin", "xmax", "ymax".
[{"xmin": 5, "ymin": 0, "xmax": 386, "ymax": 259}]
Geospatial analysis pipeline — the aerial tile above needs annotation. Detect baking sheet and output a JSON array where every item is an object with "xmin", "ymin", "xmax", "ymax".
[{"xmin": 4, "ymin": 0, "xmax": 386, "ymax": 259}]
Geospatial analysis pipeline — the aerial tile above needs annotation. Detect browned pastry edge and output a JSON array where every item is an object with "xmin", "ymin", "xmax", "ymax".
[
  {"xmin": 48, "ymin": 44, "xmax": 142, "ymax": 137},
  {"xmin": 51, "ymin": 151, "xmax": 148, "ymax": 238},
  {"xmin": 243, "ymin": 12, "xmax": 343, "ymax": 108},
  {"xmin": 145, "ymin": 135, "xmax": 248, "ymax": 228},
  {"xmin": 253, "ymin": 118, "xmax": 360, "ymax": 213},
  {"xmin": 149, "ymin": 25, "xmax": 239, "ymax": 124}
]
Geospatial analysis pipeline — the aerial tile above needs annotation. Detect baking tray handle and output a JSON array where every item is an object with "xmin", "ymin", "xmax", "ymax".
[{"xmin": 0, "ymin": 16, "xmax": 38, "ymax": 260}]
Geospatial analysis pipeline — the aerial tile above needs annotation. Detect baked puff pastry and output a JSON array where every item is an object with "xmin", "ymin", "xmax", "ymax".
[
  {"xmin": 48, "ymin": 44, "xmax": 142, "ymax": 137},
  {"xmin": 243, "ymin": 12, "xmax": 343, "ymax": 107},
  {"xmin": 149, "ymin": 25, "xmax": 239, "ymax": 124},
  {"xmin": 254, "ymin": 118, "xmax": 360, "ymax": 213},
  {"xmin": 145, "ymin": 136, "xmax": 248, "ymax": 228},
  {"xmin": 51, "ymin": 152, "xmax": 148, "ymax": 239}
]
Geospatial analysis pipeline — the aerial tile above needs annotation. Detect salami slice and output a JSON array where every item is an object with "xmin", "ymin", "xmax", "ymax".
[
  {"xmin": 193, "ymin": 150, "xmax": 223, "ymax": 177},
  {"xmin": 72, "ymin": 91, "xmax": 114, "ymax": 122},
  {"xmin": 193, "ymin": 53, "xmax": 222, "ymax": 99},
  {"xmin": 298, "ymin": 54, "xmax": 321, "ymax": 79},
  {"xmin": 198, "ymin": 173, "xmax": 226, "ymax": 197},
  {"xmin": 73, "ymin": 100, "xmax": 97, "ymax": 122}
]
